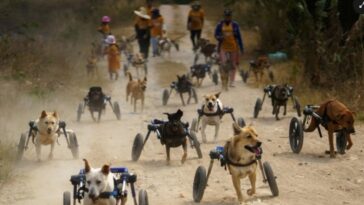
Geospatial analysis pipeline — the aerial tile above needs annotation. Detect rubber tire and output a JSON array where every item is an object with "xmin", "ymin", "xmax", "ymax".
[
  {"xmin": 77, "ymin": 103, "xmax": 83, "ymax": 122},
  {"xmin": 336, "ymin": 131, "xmax": 347, "ymax": 155},
  {"xmin": 191, "ymin": 118, "xmax": 198, "ymax": 133},
  {"xmin": 190, "ymin": 131, "xmax": 203, "ymax": 159},
  {"xmin": 191, "ymin": 88, "xmax": 198, "ymax": 104},
  {"xmin": 123, "ymin": 64, "xmax": 128, "ymax": 76},
  {"xmin": 113, "ymin": 101, "xmax": 121, "ymax": 120},
  {"xmin": 17, "ymin": 133, "xmax": 26, "ymax": 161},
  {"xmin": 63, "ymin": 191, "xmax": 71, "ymax": 205},
  {"xmin": 254, "ymin": 98, "xmax": 262, "ymax": 118},
  {"xmin": 263, "ymin": 162, "xmax": 279, "ymax": 197},
  {"xmin": 293, "ymin": 96, "xmax": 302, "ymax": 117},
  {"xmin": 162, "ymin": 89, "xmax": 169, "ymax": 106},
  {"xmin": 132, "ymin": 133, "xmax": 144, "ymax": 161},
  {"xmin": 212, "ymin": 70, "xmax": 219, "ymax": 85},
  {"xmin": 237, "ymin": 117, "xmax": 246, "ymax": 128},
  {"xmin": 289, "ymin": 117, "xmax": 304, "ymax": 153},
  {"xmin": 69, "ymin": 133, "xmax": 79, "ymax": 159},
  {"xmin": 138, "ymin": 189, "xmax": 149, "ymax": 205},
  {"xmin": 193, "ymin": 166, "xmax": 207, "ymax": 202}
]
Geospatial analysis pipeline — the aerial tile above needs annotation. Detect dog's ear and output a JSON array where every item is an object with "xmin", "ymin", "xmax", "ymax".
[
  {"xmin": 177, "ymin": 75, "xmax": 181, "ymax": 80},
  {"xmin": 53, "ymin": 111, "xmax": 58, "ymax": 118},
  {"xmin": 215, "ymin": 92, "xmax": 221, "ymax": 98},
  {"xmin": 83, "ymin": 159, "xmax": 91, "ymax": 173},
  {"xmin": 101, "ymin": 164, "xmax": 110, "ymax": 175},
  {"xmin": 40, "ymin": 110, "xmax": 47, "ymax": 119},
  {"xmin": 232, "ymin": 123, "xmax": 241, "ymax": 135},
  {"xmin": 144, "ymin": 76, "xmax": 147, "ymax": 82},
  {"xmin": 351, "ymin": 111, "xmax": 357, "ymax": 117},
  {"xmin": 175, "ymin": 109, "xmax": 183, "ymax": 120}
]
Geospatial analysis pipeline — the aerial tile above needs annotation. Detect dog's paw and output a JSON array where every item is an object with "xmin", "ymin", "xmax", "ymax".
[
  {"xmin": 247, "ymin": 189, "xmax": 255, "ymax": 196},
  {"xmin": 346, "ymin": 143, "xmax": 353, "ymax": 150}
]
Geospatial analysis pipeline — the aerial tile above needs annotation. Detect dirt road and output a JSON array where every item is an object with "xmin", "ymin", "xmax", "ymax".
[{"xmin": 0, "ymin": 5, "xmax": 363, "ymax": 205}]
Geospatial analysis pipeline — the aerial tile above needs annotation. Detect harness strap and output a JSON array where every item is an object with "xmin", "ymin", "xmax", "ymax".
[
  {"xmin": 322, "ymin": 100, "xmax": 337, "ymax": 128},
  {"xmin": 224, "ymin": 146, "xmax": 257, "ymax": 168},
  {"xmin": 199, "ymin": 104, "xmax": 223, "ymax": 117}
]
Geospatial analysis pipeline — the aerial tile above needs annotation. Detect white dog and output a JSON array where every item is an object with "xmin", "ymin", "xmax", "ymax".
[
  {"xmin": 32, "ymin": 111, "xmax": 60, "ymax": 161},
  {"xmin": 200, "ymin": 92, "xmax": 223, "ymax": 143},
  {"xmin": 83, "ymin": 159, "xmax": 116, "ymax": 205}
]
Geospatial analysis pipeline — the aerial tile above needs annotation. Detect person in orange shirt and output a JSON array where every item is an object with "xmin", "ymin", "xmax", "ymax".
[
  {"xmin": 98, "ymin": 16, "xmax": 111, "ymax": 38},
  {"xmin": 187, "ymin": 1, "xmax": 204, "ymax": 50},
  {"xmin": 104, "ymin": 35, "xmax": 121, "ymax": 80},
  {"xmin": 134, "ymin": 7, "xmax": 151, "ymax": 59},
  {"xmin": 214, "ymin": 9, "xmax": 244, "ymax": 87},
  {"xmin": 150, "ymin": 8, "xmax": 165, "ymax": 57}
]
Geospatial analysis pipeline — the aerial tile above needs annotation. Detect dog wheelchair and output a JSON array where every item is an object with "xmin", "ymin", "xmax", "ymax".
[
  {"xmin": 188, "ymin": 63, "xmax": 219, "ymax": 86},
  {"xmin": 162, "ymin": 76, "xmax": 198, "ymax": 106},
  {"xmin": 131, "ymin": 117, "xmax": 202, "ymax": 161},
  {"xmin": 190, "ymin": 106, "xmax": 246, "ymax": 135},
  {"xmin": 253, "ymin": 84, "xmax": 301, "ymax": 119},
  {"xmin": 77, "ymin": 86, "xmax": 121, "ymax": 122},
  {"xmin": 288, "ymin": 105, "xmax": 348, "ymax": 154},
  {"xmin": 123, "ymin": 53, "xmax": 148, "ymax": 77},
  {"xmin": 17, "ymin": 120, "xmax": 79, "ymax": 160},
  {"xmin": 192, "ymin": 145, "xmax": 279, "ymax": 202},
  {"xmin": 63, "ymin": 167, "xmax": 149, "ymax": 205}
]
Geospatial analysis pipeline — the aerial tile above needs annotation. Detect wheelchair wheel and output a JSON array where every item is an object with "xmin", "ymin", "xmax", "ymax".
[
  {"xmin": 63, "ymin": 191, "xmax": 71, "ymax": 205},
  {"xmin": 336, "ymin": 131, "xmax": 347, "ymax": 155},
  {"xmin": 254, "ymin": 98, "xmax": 262, "ymax": 118},
  {"xmin": 212, "ymin": 70, "xmax": 219, "ymax": 85},
  {"xmin": 289, "ymin": 117, "xmax": 304, "ymax": 153},
  {"xmin": 69, "ymin": 133, "xmax": 79, "ymax": 159},
  {"xmin": 162, "ymin": 89, "xmax": 169, "ymax": 106},
  {"xmin": 123, "ymin": 64, "xmax": 128, "ymax": 76},
  {"xmin": 77, "ymin": 103, "xmax": 83, "ymax": 122},
  {"xmin": 193, "ymin": 166, "xmax": 207, "ymax": 202},
  {"xmin": 191, "ymin": 88, "xmax": 198, "ymax": 104},
  {"xmin": 268, "ymin": 70, "xmax": 274, "ymax": 82},
  {"xmin": 132, "ymin": 133, "xmax": 144, "ymax": 161},
  {"xmin": 113, "ymin": 101, "xmax": 121, "ymax": 120},
  {"xmin": 138, "ymin": 189, "xmax": 149, "ymax": 205},
  {"xmin": 237, "ymin": 117, "xmax": 246, "ymax": 128},
  {"xmin": 190, "ymin": 131, "xmax": 202, "ymax": 159},
  {"xmin": 191, "ymin": 118, "xmax": 198, "ymax": 133},
  {"xmin": 263, "ymin": 162, "xmax": 279, "ymax": 197},
  {"xmin": 293, "ymin": 96, "xmax": 301, "ymax": 117},
  {"xmin": 17, "ymin": 133, "xmax": 26, "ymax": 161}
]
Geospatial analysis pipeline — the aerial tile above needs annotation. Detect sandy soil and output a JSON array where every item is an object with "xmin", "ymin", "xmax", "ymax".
[{"xmin": 0, "ymin": 5, "xmax": 364, "ymax": 205}]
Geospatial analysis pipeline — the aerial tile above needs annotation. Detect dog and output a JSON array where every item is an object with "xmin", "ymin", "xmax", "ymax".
[
  {"xmin": 248, "ymin": 56, "xmax": 271, "ymax": 82},
  {"xmin": 32, "ymin": 111, "xmax": 60, "ymax": 161},
  {"xmin": 219, "ymin": 55, "xmax": 232, "ymax": 91},
  {"xmin": 158, "ymin": 37, "xmax": 179, "ymax": 57},
  {"xmin": 126, "ymin": 72, "xmax": 147, "ymax": 112},
  {"xmin": 86, "ymin": 87, "xmax": 107, "ymax": 122},
  {"xmin": 86, "ymin": 54, "xmax": 98, "ymax": 78},
  {"xmin": 271, "ymin": 84, "xmax": 291, "ymax": 120},
  {"xmin": 125, "ymin": 52, "xmax": 147, "ymax": 77},
  {"xmin": 83, "ymin": 159, "xmax": 118, "ymax": 205},
  {"xmin": 190, "ymin": 63, "xmax": 212, "ymax": 87},
  {"xmin": 305, "ymin": 99, "xmax": 355, "ymax": 158},
  {"xmin": 223, "ymin": 123, "xmax": 262, "ymax": 204},
  {"xmin": 174, "ymin": 74, "xmax": 194, "ymax": 106},
  {"xmin": 199, "ymin": 92, "xmax": 223, "ymax": 143},
  {"xmin": 159, "ymin": 109, "xmax": 188, "ymax": 164},
  {"xmin": 194, "ymin": 38, "xmax": 218, "ymax": 64}
]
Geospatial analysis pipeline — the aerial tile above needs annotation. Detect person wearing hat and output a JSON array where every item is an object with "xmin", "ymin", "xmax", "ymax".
[
  {"xmin": 104, "ymin": 35, "xmax": 121, "ymax": 80},
  {"xmin": 134, "ymin": 7, "xmax": 151, "ymax": 59},
  {"xmin": 150, "ymin": 8, "xmax": 165, "ymax": 57},
  {"xmin": 187, "ymin": 1, "xmax": 204, "ymax": 50},
  {"xmin": 98, "ymin": 16, "xmax": 112, "ymax": 38},
  {"xmin": 214, "ymin": 9, "xmax": 244, "ymax": 87}
]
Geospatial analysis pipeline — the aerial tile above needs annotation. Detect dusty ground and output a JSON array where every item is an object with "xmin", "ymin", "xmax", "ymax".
[{"xmin": 0, "ymin": 5, "xmax": 364, "ymax": 205}]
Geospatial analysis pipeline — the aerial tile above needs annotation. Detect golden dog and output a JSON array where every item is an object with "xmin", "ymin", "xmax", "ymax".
[
  {"xmin": 305, "ymin": 99, "xmax": 355, "ymax": 158},
  {"xmin": 250, "ymin": 56, "xmax": 271, "ymax": 82},
  {"xmin": 224, "ymin": 123, "xmax": 262, "ymax": 203},
  {"xmin": 126, "ymin": 72, "xmax": 147, "ymax": 112}
]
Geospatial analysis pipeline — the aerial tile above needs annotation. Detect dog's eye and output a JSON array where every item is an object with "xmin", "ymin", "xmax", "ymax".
[
  {"xmin": 247, "ymin": 135, "xmax": 252, "ymax": 139},
  {"xmin": 212, "ymin": 99, "xmax": 216, "ymax": 101},
  {"xmin": 96, "ymin": 180, "xmax": 102, "ymax": 185},
  {"xmin": 87, "ymin": 180, "xmax": 91, "ymax": 185}
]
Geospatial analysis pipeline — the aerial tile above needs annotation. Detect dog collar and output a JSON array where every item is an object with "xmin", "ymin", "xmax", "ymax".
[
  {"xmin": 226, "ymin": 156, "xmax": 257, "ymax": 167},
  {"xmin": 198, "ymin": 104, "xmax": 223, "ymax": 117}
]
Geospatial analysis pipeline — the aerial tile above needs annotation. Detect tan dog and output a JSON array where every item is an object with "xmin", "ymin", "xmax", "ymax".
[
  {"xmin": 130, "ymin": 53, "xmax": 147, "ymax": 77},
  {"xmin": 32, "ymin": 111, "xmax": 60, "ymax": 161},
  {"xmin": 200, "ymin": 92, "xmax": 223, "ymax": 143},
  {"xmin": 86, "ymin": 54, "xmax": 98, "ymax": 78},
  {"xmin": 126, "ymin": 72, "xmax": 147, "ymax": 112},
  {"xmin": 224, "ymin": 123, "xmax": 262, "ymax": 204},
  {"xmin": 305, "ymin": 99, "xmax": 355, "ymax": 158},
  {"xmin": 249, "ymin": 56, "xmax": 271, "ymax": 82}
]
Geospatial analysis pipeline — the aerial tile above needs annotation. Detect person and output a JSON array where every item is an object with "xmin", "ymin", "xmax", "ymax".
[
  {"xmin": 134, "ymin": 7, "xmax": 151, "ymax": 59},
  {"xmin": 214, "ymin": 9, "xmax": 244, "ymax": 87},
  {"xmin": 104, "ymin": 35, "xmax": 121, "ymax": 80},
  {"xmin": 98, "ymin": 16, "xmax": 111, "ymax": 38},
  {"xmin": 150, "ymin": 8, "xmax": 165, "ymax": 57},
  {"xmin": 187, "ymin": 1, "xmax": 204, "ymax": 50}
]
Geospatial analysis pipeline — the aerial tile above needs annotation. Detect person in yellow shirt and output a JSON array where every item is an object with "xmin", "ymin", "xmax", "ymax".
[
  {"xmin": 134, "ymin": 7, "xmax": 151, "ymax": 59},
  {"xmin": 104, "ymin": 35, "xmax": 121, "ymax": 80},
  {"xmin": 214, "ymin": 9, "xmax": 244, "ymax": 87},
  {"xmin": 150, "ymin": 8, "xmax": 165, "ymax": 57},
  {"xmin": 187, "ymin": 1, "xmax": 204, "ymax": 50}
]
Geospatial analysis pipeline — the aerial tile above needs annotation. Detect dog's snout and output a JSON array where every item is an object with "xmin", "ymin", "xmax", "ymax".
[
  {"xmin": 256, "ymin": 141, "xmax": 262, "ymax": 147},
  {"xmin": 47, "ymin": 128, "xmax": 52, "ymax": 133}
]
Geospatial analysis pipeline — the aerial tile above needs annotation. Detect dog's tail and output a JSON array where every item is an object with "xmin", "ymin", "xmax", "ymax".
[{"xmin": 127, "ymin": 71, "xmax": 133, "ymax": 81}]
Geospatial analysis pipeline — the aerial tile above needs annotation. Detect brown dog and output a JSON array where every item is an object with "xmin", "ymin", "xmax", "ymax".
[
  {"xmin": 126, "ymin": 72, "xmax": 147, "ymax": 112},
  {"xmin": 224, "ymin": 123, "xmax": 262, "ymax": 204},
  {"xmin": 250, "ymin": 56, "xmax": 271, "ymax": 82},
  {"xmin": 305, "ymin": 100, "xmax": 355, "ymax": 158}
]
